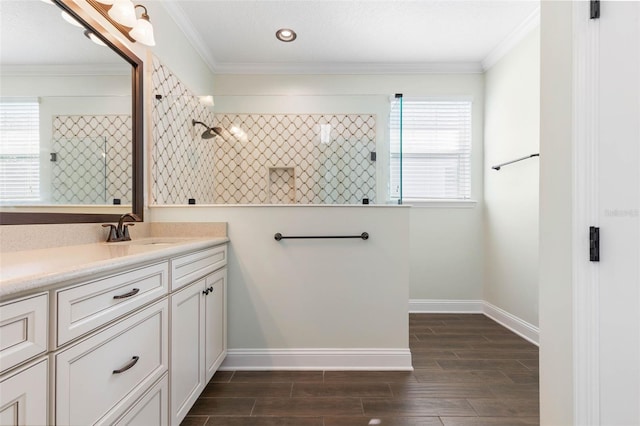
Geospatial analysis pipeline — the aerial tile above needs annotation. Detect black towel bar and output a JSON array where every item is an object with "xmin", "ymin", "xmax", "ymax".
[
  {"xmin": 492, "ymin": 153, "xmax": 539, "ymax": 171},
  {"xmin": 274, "ymin": 232, "xmax": 369, "ymax": 241}
]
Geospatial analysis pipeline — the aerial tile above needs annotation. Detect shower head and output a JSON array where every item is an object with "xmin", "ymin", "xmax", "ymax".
[{"xmin": 192, "ymin": 119, "xmax": 222, "ymax": 139}]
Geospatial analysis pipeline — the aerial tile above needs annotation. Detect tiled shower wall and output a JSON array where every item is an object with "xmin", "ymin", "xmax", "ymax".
[
  {"xmin": 214, "ymin": 114, "xmax": 376, "ymax": 204},
  {"xmin": 52, "ymin": 115, "xmax": 131, "ymax": 204},
  {"xmin": 151, "ymin": 56, "xmax": 216, "ymax": 204},
  {"xmin": 151, "ymin": 57, "xmax": 377, "ymax": 205}
]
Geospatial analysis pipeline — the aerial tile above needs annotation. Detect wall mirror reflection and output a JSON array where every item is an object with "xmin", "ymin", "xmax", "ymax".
[{"xmin": 0, "ymin": 0, "xmax": 142, "ymax": 223}]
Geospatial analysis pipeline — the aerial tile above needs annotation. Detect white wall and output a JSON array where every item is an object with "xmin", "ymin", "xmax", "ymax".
[
  {"xmin": 213, "ymin": 74, "xmax": 485, "ymax": 302},
  {"xmin": 539, "ymin": 2, "xmax": 574, "ymax": 424},
  {"xmin": 483, "ymin": 28, "xmax": 540, "ymax": 327},
  {"xmin": 150, "ymin": 205, "xmax": 411, "ymax": 368}
]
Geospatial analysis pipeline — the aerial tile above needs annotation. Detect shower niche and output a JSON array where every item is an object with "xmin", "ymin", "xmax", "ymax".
[{"xmin": 268, "ymin": 167, "xmax": 296, "ymax": 204}]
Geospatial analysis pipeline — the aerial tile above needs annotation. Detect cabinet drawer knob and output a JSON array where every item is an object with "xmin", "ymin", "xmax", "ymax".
[
  {"xmin": 112, "ymin": 356, "xmax": 140, "ymax": 374},
  {"xmin": 203, "ymin": 289, "xmax": 209, "ymax": 295},
  {"xmin": 208, "ymin": 286, "xmax": 214, "ymax": 293},
  {"xmin": 113, "ymin": 288, "xmax": 140, "ymax": 299}
]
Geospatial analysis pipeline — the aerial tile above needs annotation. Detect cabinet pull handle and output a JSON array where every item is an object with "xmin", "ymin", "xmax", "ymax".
[
  {"xmin": 113, "ymin": 288, "xmax": 140, "ymax": 299},
  {"xmin": 203, "ymin": 289, "xmax": 209, "ymax": 295},
  {"xmin": 113, "ymin": 356, "xmax": 139, "ymax": 374},
  {"xmin": 208, "ymin": 286, "xmax": 214, "ymax": 293}
]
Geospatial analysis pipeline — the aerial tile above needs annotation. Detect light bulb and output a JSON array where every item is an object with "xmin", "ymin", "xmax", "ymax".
[
  {"xmin": 94, "ymin": 0, "xmax": 115, "ymax": 4},
  {"xmin": 61, "ymin": 11, "xmax": 84, "ymax": 28},
  {"xmin": 108, "ymin": 0, "xmax": 137, "ymax": 27},
  {"xmin": 129, "ymin": 16, "xmax": 155, "ymax": 46}
]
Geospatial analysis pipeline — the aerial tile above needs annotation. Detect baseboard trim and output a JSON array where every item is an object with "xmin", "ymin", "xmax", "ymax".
[
  {"xmin": 482, "ymin": 301, "xmax": 539, "ymax": 346},
  {"xmin": 409, "ymin": 299, "xmax": 539, "ymax": 346},
  {"xmin": 219, "ymin": 348, "xmax": 413, "ymax": 371},
  {"xmin": 409, "ymin": 299, "xmax": 484, "ymax": 313}
]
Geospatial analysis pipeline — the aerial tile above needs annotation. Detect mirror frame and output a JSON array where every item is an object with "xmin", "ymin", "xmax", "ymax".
[{"xmin": 0, "ymin": 0, "xmax": 143, "ymax": 225}]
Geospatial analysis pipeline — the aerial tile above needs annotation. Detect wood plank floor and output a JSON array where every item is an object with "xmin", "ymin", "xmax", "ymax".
[{"xmin": 181, "ymin": 313, "xmax": 539, "ymax": 426}]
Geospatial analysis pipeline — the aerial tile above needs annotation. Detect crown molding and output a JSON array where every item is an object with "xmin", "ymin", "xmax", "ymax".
[
  {"xmin": 0, "ymin": 64, "xmax": 130, "ymax": 76},
  {"xmin": 159, "ymin": 0, "xmax": 218, "ymax": 73},
  {"xmin": 212, "ymin": 61, "xmax": 484, "ymax": 75},
  {"xmin": 482, "ymin": 6, "xmax": 540, "ymax": 71}
]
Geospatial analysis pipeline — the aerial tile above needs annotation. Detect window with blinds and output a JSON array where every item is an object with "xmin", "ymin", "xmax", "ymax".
[
  {"xmin": 0, "ymin": 100, "xmax": 40, "ymax": 202},
  {"xmin": 390, "ymin": 99, "xmax": 472, "ymax": 200}
]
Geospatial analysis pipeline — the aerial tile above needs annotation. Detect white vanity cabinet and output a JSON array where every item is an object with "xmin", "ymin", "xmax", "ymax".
[
  {"xmin": 0, "ymin": 293, "xmax": 49, "ymax": 426},
  {"xmin": 0, "ymin": 239, "xmax": 227, "ymax": 426},
  {"xmin": 170, "ymin": 247, "xmax": 227, "ymax": 425}
]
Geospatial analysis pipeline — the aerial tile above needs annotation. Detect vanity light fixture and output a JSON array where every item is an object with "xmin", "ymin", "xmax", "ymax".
[
  {"xmin": 108, "ymin": 0, "xmax": 137, "ymax": 28},
  {"xmin": 84, "ymin": 30, "xmax": 107, "ymax": 47},
  {"xmin": 61, "ymin": 10, "xmax": 84, "ymax": 28},
  {"xmin": 86, "ymin": 0, "xmax": 155, "ymax": 46},
  {"xmin": 129, "ymin": 5, "xmax": 155, "ymax": 46},
  {"xmin": 276, "ymin": 28, "xmax": 297, "ymax": 42}
]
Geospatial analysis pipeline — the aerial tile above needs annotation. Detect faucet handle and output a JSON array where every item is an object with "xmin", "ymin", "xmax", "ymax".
[
  {"xmin": 122, "ymin": 223, "xmax": 135, "ymax": 241},
  {"xmin": 102, "ymin": 224, "xmax": 120, "ymax": 242}
]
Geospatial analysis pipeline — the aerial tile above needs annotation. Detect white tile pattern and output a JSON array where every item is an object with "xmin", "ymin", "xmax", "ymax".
[
  {"xmin": 52, "ymin": 115, "xmax": 131, "ymax": 204},
  {"xmin": 151, "ymin": 57, "xmax": 377, "ymax": 205}
]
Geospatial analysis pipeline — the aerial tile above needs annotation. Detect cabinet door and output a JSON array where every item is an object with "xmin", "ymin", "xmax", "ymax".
[
  {"xmin": 205, "ymin": 268, "xmax": 226, "ymax": 383},
  {"xmin": 114, "ymin": 374, "xmax": 168, "ymax": 426},
  {"xmin": 0, "ymin": 358, "xmax": 48, "ymax": 426},
  {"xmin": 170, "ymin": 279, "xmax": 205, "ymax": 425}
]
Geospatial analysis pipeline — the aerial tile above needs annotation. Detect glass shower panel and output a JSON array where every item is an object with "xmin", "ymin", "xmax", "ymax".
[
  {"xmin": 51, "ymin": 137, "xmax": 106, "ymax": 204},
  {"xmin": 389, "ymin": 94, "xmax": 403, "ymax": 204}
]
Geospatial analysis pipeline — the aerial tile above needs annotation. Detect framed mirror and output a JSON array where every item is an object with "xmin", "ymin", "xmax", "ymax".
[{"xmin": 0, "ymin": 0, "xmax": 143, "ymax": 224}]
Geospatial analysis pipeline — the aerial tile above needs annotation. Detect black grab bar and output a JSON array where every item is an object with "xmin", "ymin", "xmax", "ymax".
[
  {"xmin": 492, "ymin": 153, "xmax": 539, "ymax": 171},
  {"xmin": 274, "ymin": 232, "xmax": 369, "ymax": 241}
]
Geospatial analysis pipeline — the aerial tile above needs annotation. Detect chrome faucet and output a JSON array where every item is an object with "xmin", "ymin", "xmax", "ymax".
[{"xmin": 103, "ymin": 213, "xmax": 141, "ymax": 242}]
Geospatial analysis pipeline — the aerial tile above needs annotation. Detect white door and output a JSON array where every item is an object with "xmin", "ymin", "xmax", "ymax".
[{"xmin": 596, "ymin": 2, "xmax": 640, "ymax": 424}]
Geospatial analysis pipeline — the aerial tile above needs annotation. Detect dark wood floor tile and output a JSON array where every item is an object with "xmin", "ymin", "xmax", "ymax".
[
  {"xmin": 230, "ymin": 371, "xmax": 323, "ymax": 383},
  {"xmin": 505, "ymin": 371, "xmax": 539, "ymax": 384},
  {"xmin": 408, "ymin": 349, "xmax": 459, "ymax": 359},
  {"xmin": 362, "ymin": 398, "xmax": 476, "ymax": 416},
  {"xmin": 293, "ymin": 382, "xmax": 392, "ymax": 397},
  {"xmin": 324, "ymin": 417, "xmax": 444, "ymax": 425},
  {"xmin": 518, "ymin": 360, "xmax": 539, "ymax": 371},
  {"xmin": 180, "ymin": 416, "xmax": 208, "ymax": 426},
  {"xmin": 186, "ymin": 397, "xmax": 255, "ymax": 416},
  {"xmin": 389, "ymin": 383, "xmax": 492, "ymax": 399},
  {"xmin": 488, "ymin": 384, "xmax": 539, "ymax": 400},
  {"xmin": 428, "ymin": 326, "xmax": 511, "ymax": 335},
  {"xmin": 482, "ymin": 335, "xmax": 532, "ymax": 344},
  {"xmin": 252, "ymin": 397, "xmax": 363, "ymax": 416},
  {"xmin": 440, "ymin": 417, "xmax": 539, "ymax": 425},
  {"xmin": 453, "ymin": 350, "xmax": 538, "ymax": 360},
  {"xmin": 413, "ymin": 370, "xmax": 512, "ymax": 384},
  {"xmin": 437, "ymin": 360, "xmax": 529, "ymax": 371},
  {"xmin": 413, "ymin": 335, "xmax": 490, "ymax": 343},
  {"xmin": 208, "ymin": 370, "xmax": 234, "ymax": 383},
  {"xmin": 410, "ymin": 326, "xmax": 437, "ymax": 333},
  {"xmin": 411, "ymin": 357, "xmax": 444, "ymax": 370},
  {"xmin": 467, "ymin": 398, "xmax": 539, "ymax": 417},
  {"xmin": 324, "ymin": 371, "xmax": 417, "ymax": 383},
  {"xmin": 205, "ymin": 417, "xmax": 323, "ymax": 426},
  {"xmin": 411, "ymin": 340, "xmax": 474, "ymax": 350},
  {"xmin": 201, "ymin": 382, "xmax": 292, "ymax": 398},
  {"xmin": 468, "ymin": 341, "xmax": 537, "ymax": 351}
]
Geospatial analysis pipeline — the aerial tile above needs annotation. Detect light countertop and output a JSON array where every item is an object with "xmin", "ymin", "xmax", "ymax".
[{"xmin": 0, "ymin": 237, "xmax": 228, "ymax": 300}]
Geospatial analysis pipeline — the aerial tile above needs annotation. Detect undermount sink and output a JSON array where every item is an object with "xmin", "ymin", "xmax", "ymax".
[{"xmin": 118, "ymin": 238, "xmax": 186, "ymax": 246}]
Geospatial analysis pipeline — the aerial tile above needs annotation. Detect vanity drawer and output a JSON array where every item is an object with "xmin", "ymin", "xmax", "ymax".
[
  {"xmin": 171, "ymin": 245, "xmax": 227, "ymax": 291},
  {"xmin": 55, "ymin": 299, "xmax": 168, "ymax": 426},
  {"xmin": 56, "ymin": 262, "xmax": 168, "ymax": 346},
  {"xmin": 0, "ymin": 293, "xmax": 48, "ymax": 373}
]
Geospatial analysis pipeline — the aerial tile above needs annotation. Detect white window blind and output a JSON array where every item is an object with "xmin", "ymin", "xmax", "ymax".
[
  {"xmin": 0, "ymin": 100, "xmax": 40, "ymax": 202},
  {"xmin": 390, "ymin": 99, "xmax": 472, "ymax": 200}
]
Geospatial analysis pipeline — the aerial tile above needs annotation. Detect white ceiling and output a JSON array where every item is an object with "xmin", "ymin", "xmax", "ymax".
[
  {"xmin": 166, "ymin": 0, "xmax": 540, "ymax": 74},
  {"xmin": 0, "ymin": 0, "xmax": 128, "ymax": 69}
]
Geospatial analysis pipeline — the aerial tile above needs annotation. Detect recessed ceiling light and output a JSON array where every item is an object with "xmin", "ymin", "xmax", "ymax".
[{"xmin": 276, "ymin": 28, "xmax": 297, "ymax": 42}]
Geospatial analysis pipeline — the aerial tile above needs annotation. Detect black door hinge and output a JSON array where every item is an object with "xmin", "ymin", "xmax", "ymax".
[
  {"xmin": 590, "ymin": 226, "xmax": 600, "ymax": 262},
  {"xmin": 590, "ymin": 0, "xmax": 600, "ymax": 19}
]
